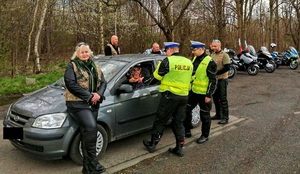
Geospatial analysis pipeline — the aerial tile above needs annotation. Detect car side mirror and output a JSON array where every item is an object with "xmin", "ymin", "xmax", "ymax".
[{"xmin": 118, "ymin": 84, "xmax": 133, "ymax": 94}]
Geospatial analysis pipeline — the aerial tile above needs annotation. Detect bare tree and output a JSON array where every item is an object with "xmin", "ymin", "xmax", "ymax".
[
  {"xmin": 289, "ymin": 0, "xmax": 300, "ymax": 50},
  {"xmin": 34, "ymin": 0, "xmax": 50, "ymax": 73},
  {"xmin": 26, "ymin": 1, "xmax": 39, "ymax": 65},
  {"xmin": 131, "ymin": 0, "xmax": 193, "ymax": 41}
]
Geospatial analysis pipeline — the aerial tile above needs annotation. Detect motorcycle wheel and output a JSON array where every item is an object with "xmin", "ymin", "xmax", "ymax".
[
  {"xmin": 228, "ymin": 65, "xmax": 236, "ymax": 79},
  {"xmin": 289, "ymin": 60, "xmax": 298, "ymax": 70},
  {"xmin": 265, "ymin": 61, "xmax": 276, "ymax": 73},
  {"xmin": 247, "ymin": 65, "xmax": 259, "ymax": 76}
]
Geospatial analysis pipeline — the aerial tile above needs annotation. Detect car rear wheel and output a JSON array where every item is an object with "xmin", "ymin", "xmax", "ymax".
[
  {"xmin": 191, "ymin": 105, "xmax": 200, "ymax": 128},
  {"xmin": 69, "ymin": 125, "xmax": 108, "ymax": 165}
]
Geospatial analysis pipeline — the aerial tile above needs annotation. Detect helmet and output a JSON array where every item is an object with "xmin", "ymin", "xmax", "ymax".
[{"xmin": 270, "ymin": 43, "xmax": 277, "ymax": 48}]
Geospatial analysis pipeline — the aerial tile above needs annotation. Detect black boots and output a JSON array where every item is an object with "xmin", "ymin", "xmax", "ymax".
[
  {"xmin": 143, "ymin": 134, "xmax": 160, "ymax": 153},
  {"xmin": 185, "ymin": 129, "xmax": 192, "ymax": 138},
  {"xmin": 168, "ymin": 141, "xmax": 184, "ymax": 157},
  {"xmin": 81, "ymin": 137, "xmax": 106, "ymax": 174},
  {"xmin": 82, "ymin": 159, "xmax": 106, "ymax": 174},
  {"xmin": 82, "ymin": 160, "xmax": 90, "ymax": 174},
  {"xmin": 211, "ymin": 114, "xmax": 221, "ymax": 120}
]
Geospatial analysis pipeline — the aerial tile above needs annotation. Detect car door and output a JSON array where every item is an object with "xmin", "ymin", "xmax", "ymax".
[{"xmin": 113, "ymin": 60, "xmax": 160, "ymax": 139}]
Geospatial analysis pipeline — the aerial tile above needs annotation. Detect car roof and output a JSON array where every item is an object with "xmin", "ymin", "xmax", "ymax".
[{"xmin": 93, "ymin": 54, "xmax": 165, "ymax": 63}]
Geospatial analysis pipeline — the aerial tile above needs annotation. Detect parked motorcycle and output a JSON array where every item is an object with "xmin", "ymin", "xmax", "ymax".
[
  {"xmin": 224, "ymin": 48, "xmax": 237, "ymax": 79},
  {"xmin": 225, "ymin": 47, "xmax": 259, "ymax": 76},
  {"xmin": 256, "ymin": 46, "xmax": 276, "ymax": 73},
  {"xmin": 270, "ymin": 43, "xmax": 299, "ymax": 70}
]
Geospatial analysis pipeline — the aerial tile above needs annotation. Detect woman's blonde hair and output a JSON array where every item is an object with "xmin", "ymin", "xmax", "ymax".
[{"xmin": 71, "ymin": 42, "xmax": 93, "ymax": 60}]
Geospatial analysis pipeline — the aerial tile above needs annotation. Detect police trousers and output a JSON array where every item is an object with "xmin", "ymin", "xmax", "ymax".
[
  {"xmin": 184, "ymin": 91, "xmax": 212, "ymax": 137},
  {"xmin": 151, "ymin": 91, "xmax": 188, "ymax": 142}
]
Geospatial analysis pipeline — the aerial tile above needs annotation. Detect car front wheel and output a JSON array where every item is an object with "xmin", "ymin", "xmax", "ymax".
[{"xmin": 69, "ymin": 125, "xmax": 108, "ymax": 165}]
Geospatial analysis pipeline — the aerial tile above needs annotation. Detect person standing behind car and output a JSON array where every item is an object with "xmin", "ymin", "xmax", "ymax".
[
  {"xmin": 143, "ymin": 42, "xmax": 165, "ymax": 55},
  {"xmin": 105, "ymin": 35, "xmax": 120, "ymax": 56},
  {"xmin": 143, "ymin": 42, "xmax": 193, "ymax": 157},
  {"xmin": 183, "ymin": 41, "xmax": 217, "ymax": 144},
  {"xmin": 64, "ymin": 42, "xmax": 107, "ymax": 174},
  {"xmin": 210, "ymin": 39, "xmax": 231, "ymax": 124}
]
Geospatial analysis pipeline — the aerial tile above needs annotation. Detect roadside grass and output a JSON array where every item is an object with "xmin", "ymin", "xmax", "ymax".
[{"xmin": 0, "ymin": 67, "xmax": 65, "ymax": 97}]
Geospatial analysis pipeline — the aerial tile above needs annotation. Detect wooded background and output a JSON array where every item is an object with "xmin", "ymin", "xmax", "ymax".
[{"xmin": 0, "ymin": 0, "xmax": 299, "ymax": 78}]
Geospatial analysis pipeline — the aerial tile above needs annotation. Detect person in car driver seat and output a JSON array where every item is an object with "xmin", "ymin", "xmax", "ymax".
[{"xmin": 122, "ymin": 63, "xmax": 152, "ymax": 90}]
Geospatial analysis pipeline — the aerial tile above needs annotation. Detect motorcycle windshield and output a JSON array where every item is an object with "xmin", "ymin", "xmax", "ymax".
[
  {"xmin": 285, "ymin": 46, "xmax": 299, "ymax": 59},
  {"xmin": 289, "ymin": 47, "xmax": 299, "ymax": 58},
  {"xmin": 248, "ymin": 45, "xmax": 257, "ymax": 56},
  {"xmin": 259, "ymin": 46, "xmax": 272, "ymax": 58},
  {"xmin": 260, "ymin": 46, "xmax": 268, "ymax": 52}
]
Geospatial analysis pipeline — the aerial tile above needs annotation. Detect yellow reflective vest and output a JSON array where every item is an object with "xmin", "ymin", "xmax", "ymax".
[
  {"xmin": 154, "ymin": 55, "xmax": 193, "ymax": 96},
  {"xmin": 191, "ymin": 55, "xmax": 211, "ymax": 94}
]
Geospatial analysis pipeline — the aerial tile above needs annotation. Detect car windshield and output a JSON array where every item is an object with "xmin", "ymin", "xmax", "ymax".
[{"xmin": 51, "ymin": 60, "xmax": 127, "ymax": 88}]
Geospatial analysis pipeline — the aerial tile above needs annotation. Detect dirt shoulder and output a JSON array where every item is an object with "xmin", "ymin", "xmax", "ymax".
[{"xmin": 0, "ymin": 104, "xmax": 10, "ymax": 120}]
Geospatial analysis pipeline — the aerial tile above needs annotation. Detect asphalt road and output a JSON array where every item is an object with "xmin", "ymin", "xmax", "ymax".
[
  {"xmin": 1, "ymin": 66, "xmax": 300, "ymax": 174},
  {"xmin": 116, "ymin": 67, "xmax": 300, "ymax": 174}
]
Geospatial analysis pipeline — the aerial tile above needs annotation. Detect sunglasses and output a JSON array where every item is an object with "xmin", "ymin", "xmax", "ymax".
[
  {"xmin": 212, "ymin": 39, "xmax": 220, "ymax": 43},
  {"xmin": 77, "ymin": 42, "xmax": 88, "ymax": 47}
]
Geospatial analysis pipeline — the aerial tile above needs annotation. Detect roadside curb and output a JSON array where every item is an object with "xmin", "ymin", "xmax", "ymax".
[{"xmin": 104, "ymin": 116, "xmax": 248, "ymax": 174}]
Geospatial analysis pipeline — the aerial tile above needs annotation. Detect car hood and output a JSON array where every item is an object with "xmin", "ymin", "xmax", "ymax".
[{"xmin": 11, "ymin": 86, "xmax": 66, "ymax": 118}]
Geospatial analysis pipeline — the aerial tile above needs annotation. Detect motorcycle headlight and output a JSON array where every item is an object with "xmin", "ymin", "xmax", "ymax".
[{"xmin": 32, "ymin": 113, "xmax": 67, "ymax": 128}]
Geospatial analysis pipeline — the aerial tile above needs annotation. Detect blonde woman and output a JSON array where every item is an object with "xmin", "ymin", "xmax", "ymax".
[{"xmin": 64, "ymin": 42, "xmax": 107, "ymax": 174}]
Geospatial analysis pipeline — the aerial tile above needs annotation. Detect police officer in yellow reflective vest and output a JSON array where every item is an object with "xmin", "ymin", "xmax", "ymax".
[
  {"xmin": 184, "ymin": 41, "xmax": 217, "ymax": 144},
  {"xmin": 143, "ymin": 42, "xmax": 193, "ymax": 157}
]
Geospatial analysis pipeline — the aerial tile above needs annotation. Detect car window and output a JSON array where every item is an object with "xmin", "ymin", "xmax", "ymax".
[{"xmin": 119, "ymin": 60, "xmax": 158, "ymax": 90}]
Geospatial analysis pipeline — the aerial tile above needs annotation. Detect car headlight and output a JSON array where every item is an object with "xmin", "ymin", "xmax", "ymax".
[{"xmin": 32, "ymin": 113, "xmax": 67, "ymax": 128}]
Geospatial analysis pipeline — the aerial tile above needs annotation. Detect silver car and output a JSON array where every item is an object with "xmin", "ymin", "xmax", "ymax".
[{"xmin": 3, "ymin": 54, "xmax": 200, "ymax": 164}]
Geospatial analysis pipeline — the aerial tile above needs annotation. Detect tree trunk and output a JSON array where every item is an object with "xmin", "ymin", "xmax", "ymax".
[
  {"xmin": 98, "ymin": 1, "xmax": 104, "ymax": 54},
  {"xmin": 269, "ymin": 0, "xmax": 274, "ymax": 45},
  {"xmin": 34, "ymin": 0, "xmax": 49, "ymax": 73},
  {"xmin": 215, "ymin": 0, "xmax": 225, "ymax": 40},
  {"xmin": 26, "ymin": 0, "xmax": 39, "ymax": 65},
  {"xmin": 236, "ymin": 0, "xmax": 244, "ymax": 47}
]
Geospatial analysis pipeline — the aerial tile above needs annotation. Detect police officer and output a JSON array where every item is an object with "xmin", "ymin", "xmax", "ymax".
[
  {"xmin": 184, "ymin": 41, "xmax": 217, "ymax": 144},
  {"xmin": 143, "ymin": 42, "xmax": 193, "ymax": 157}
]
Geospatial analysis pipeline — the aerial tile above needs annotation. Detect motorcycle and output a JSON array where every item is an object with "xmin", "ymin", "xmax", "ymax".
[
  {"xmin": 256, "ymin": 46, "xmax": 276, "ymax": 73},
  {"xmin": 270, "ymin": 43, "xmax": 299, "ymax": 70},
  {"xmin": 225, "ymin": 47, "xmax": 259, "ymax": 76},
  {"xmin": 224, "ymin": 48, "xmax": 237, "ymax": 79}
]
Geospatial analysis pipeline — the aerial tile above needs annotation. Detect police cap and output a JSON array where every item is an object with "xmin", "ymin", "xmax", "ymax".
[
  {"xmin": 164, "ymin": 42, "xmax": 180, "ymax": 49},
  {"xmin": 190, "ymin": 41, "xmax": 205, "ymax": 49}
]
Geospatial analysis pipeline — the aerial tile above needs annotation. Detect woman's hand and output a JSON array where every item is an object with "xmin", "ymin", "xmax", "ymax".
[{"xmin": 91, "ymin": 92, "xmax": 101, "ymax": 105}]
